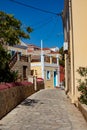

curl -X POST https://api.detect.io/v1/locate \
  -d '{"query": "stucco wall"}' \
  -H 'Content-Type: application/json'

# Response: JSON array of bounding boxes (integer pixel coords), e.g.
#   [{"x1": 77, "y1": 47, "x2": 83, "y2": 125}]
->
[
  {"x1": 64, "y1": 0, "x2": 87, "y2": 103},
  {"x1": 44, "y1": 66, "x2": 58, "y2": 89},
  {"x1": 72, "y1": 0, "x2": 87, "y2": 71},
  {"x1": 71, "y1": 0, "x2": 87, "y2": 101},
  {"x1": 31, "y1": 63, "x2": 42, "y2": 78}
]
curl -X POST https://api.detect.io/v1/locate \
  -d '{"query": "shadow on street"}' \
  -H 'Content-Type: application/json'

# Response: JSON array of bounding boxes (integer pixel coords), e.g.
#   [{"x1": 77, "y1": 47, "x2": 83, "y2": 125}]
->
[{"x1": 21, "y1": 99, "x2": 39, "y2": 107}]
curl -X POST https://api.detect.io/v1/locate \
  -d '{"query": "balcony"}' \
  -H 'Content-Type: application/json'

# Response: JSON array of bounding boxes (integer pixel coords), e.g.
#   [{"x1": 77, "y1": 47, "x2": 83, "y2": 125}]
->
[{"x1": 9, "y1": 52, "x2": 29, "y2": 68}]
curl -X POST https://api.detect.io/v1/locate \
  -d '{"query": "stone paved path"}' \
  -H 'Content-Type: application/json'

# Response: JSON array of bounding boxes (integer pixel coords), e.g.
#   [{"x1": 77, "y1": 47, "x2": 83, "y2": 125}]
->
[{"x1": 0, "y1": 89, "x2": 87, "y2": 130}]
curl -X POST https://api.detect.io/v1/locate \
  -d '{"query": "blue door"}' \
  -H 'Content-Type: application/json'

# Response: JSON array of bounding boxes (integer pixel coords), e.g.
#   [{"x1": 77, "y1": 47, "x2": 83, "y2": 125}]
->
[{"x1": 54, "y1": 71, "x2": 57, "y2": 87}]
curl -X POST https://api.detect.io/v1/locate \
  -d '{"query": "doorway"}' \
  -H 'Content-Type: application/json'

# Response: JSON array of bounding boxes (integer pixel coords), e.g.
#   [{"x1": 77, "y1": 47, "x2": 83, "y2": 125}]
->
[
  {"x1": 23, "y1": 66, "x2": 27, "y2": 80},
  {"x1": 54, "y1": 71, "x2": 57, "y2": 87}
]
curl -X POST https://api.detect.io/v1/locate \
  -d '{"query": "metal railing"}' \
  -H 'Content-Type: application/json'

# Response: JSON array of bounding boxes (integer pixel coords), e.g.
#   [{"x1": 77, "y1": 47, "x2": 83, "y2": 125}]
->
[
  {"x1": 9, "y1": 53, "x2": 29, "y2": 68},
  {"x1": 9, "y1": 52, "x2": 17, "y2": 68}
]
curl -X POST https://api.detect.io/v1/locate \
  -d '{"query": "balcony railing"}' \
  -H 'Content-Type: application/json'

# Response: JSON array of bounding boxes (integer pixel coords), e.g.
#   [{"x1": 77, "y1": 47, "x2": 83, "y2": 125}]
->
[
  {"x1": 52, "y1": 57, "x2": 57, "y2": 64},
  {"x1": 44, "y1": 55, "x2": 50, "y2": 63},
  {"x1": 20, "y1": 55, "x2": 28, "y2": 62},
  {"x1": 9, "y1": 52, "x2": 17, "y2": 68},
  {"x1": 9, "y1": 53, "x2": 29, "y2": 68}
]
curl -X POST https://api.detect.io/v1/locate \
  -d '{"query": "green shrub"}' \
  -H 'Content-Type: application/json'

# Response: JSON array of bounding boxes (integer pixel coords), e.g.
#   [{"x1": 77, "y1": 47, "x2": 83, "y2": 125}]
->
[{"x1": 77, "y1": 67, "x2": 87, "y2": 105}]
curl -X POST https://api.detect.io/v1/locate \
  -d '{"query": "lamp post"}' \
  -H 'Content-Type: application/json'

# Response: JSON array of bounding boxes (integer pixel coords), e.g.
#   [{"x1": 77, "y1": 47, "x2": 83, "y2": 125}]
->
[{"x1": 41, "y1": 40, "x2": 44, "y2": 79}]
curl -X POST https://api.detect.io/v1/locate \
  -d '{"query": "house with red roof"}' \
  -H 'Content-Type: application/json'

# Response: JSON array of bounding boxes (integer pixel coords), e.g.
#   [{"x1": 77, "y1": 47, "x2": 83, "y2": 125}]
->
[{"x1": 27, "y1": 44, "x2": 61, "y2": 89}]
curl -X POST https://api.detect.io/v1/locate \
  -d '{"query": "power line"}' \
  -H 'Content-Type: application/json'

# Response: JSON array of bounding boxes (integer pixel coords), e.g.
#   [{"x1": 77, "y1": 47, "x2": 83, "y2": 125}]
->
[
  {"x1": 21, "y1": 16, "x2": 55, "y2": 31},
  {"x1": 33, "y1": 17, "x2": 55, "y2": 30},
  {"x1": 10, "y1": 0, "x2": 62, "y2": 16},
  {"x1": 43, "y1": 17, "x2": 59, "y2": 41},
  {"x1": 29, "y1": 16, "x2": 54, "y2": 27}
]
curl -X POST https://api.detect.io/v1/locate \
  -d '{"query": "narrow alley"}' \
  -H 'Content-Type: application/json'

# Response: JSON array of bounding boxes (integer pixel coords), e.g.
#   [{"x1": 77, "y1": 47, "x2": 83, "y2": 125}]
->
[{"x1": 0, "y1": 89, "x2": 87, "y2": 130}]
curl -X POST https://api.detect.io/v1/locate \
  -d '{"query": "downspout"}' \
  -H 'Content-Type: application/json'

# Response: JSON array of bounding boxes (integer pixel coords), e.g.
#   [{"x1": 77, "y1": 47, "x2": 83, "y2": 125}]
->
[
  {"x1": 61, "y1": 11, "x2": 69, "y2": 94},
  {"x1": 70, "y1": 0, "x2": 75, "y2": 99}
]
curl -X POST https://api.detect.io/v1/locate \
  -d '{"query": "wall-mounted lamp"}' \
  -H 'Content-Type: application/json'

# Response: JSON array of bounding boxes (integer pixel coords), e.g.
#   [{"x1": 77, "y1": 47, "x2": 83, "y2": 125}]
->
[{"x1": 63, "y1": 42, "x2": 68, "y2": 54}]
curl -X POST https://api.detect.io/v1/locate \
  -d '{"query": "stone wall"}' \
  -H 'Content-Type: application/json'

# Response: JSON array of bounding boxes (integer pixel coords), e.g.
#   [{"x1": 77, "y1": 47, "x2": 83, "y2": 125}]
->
[
  {"x1": 78, "y1": 102, "x2": 87, "y2": 122},
  {"x1": 12, "y1": 60, "x2": 31, "y2": 81},
  {"x1": 0, "y1": 82, "x2": 44, "y2": 119},
  {"x1": 36, "y1": 81, "x2": 44, "y2": 91}
]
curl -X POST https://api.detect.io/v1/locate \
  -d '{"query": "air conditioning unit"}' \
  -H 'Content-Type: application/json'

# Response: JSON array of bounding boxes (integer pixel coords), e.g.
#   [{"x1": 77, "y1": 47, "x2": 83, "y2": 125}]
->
[{"x1": 63, "y1": 42, "x2": 68, "y2": 52}]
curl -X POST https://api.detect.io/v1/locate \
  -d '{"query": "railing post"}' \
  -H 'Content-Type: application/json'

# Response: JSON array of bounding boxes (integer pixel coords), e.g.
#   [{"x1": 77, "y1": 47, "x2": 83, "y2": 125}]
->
[
  {"x1": 17, "y1": 52, "x2": 20, "y2": 61},
  {"x1": 50, "y1": 56, "x2": 52, "y2": 64},
  {"x1": 33, "y1": 76, "x2": 37, "y2": 91},
  {"x1": 28, "y1": 55, "x2": 31, "y2": 63}
]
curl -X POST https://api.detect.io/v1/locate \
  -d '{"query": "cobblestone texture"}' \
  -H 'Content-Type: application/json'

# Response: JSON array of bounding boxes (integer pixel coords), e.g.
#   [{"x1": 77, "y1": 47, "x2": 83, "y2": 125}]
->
[{"x1": 0, "y1": 88, "x2": 87, "y2": 130}]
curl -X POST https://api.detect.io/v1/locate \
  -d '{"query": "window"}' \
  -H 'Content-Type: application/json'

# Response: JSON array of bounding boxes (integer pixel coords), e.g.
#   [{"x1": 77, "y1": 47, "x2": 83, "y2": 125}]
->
[
  {"x1": 46, "y1": 71, "x2": 50, "y2": 80},
  {"x1": 11, "y1": 50, "x2": 15, "y2": 56},
  {"x1": 23, "y1": 66, "x2": 27, "y2": 79},
  {"x1": 31, "y1": 70, "x2": 34, "y2": 76}
]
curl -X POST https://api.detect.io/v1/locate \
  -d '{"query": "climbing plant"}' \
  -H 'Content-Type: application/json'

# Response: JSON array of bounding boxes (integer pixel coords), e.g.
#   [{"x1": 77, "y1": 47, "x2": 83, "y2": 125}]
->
[
  {"x1": 77, "y1": 67, "x2": 87, "y2": 105},
  {"x1": 59, "y1": 47, "x2": 65, "y2": 67}
]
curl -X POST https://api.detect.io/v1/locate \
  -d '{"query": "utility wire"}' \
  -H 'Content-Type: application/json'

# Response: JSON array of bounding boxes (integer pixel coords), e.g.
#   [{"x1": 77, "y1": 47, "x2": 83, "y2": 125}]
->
[
  {"x1": 33, "y1": 17, "x2": 55, "y2": 30},
  {"x1": 21, "y1": 16, "x2": 55, "y2": 31},
  {"x1": 10, "y1": 0, "x2": 62, "y2": 16},
  {"x1": 43, "y1": 17, "x2": 60, "y2": 41},
  {"x1": 29, "y1": 16, "x2": 54, "y2": 27}
]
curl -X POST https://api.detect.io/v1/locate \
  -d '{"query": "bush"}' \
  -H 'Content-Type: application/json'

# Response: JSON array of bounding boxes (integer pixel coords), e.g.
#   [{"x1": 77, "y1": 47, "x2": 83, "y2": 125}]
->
[
  {"x1": 0, "y1": 44, "x2": 18, "y2": 83},
  {"x1": 0, "y1": 81, "x2": 33, "y2": 90},
  {"x1": 77, "y1": 67, "x2": 87, "y2": 105}
]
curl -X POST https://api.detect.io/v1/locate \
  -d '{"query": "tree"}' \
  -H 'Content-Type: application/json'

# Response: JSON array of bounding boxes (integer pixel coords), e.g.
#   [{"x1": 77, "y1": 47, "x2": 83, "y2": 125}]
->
[
  {"x1": 0, "y1": 11, "x2": 33, "y2": 45},
  {"x1": 0, "y1": 44, "x2": 11, "y2": 82},
  {"x1": 59, "y1": 47, "x2": 65, "y2": 67},
  {"x1": 0, "y1": 11, "x2": 33, "y2": 82}
]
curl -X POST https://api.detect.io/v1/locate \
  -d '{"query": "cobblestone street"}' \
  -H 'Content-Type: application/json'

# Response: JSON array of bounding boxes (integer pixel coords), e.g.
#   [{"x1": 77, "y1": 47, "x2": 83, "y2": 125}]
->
[{"x1": 0, "y1": 89, "x2": 87, "y2": 130}]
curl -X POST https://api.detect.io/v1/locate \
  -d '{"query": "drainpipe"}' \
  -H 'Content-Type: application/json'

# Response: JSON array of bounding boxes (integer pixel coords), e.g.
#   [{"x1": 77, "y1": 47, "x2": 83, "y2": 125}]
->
[
  {"x1": 64, "y1": 31, "x2": 69, "y2": 93},
  {"x1": 70, "y1": 0, "x2": 75, "y2": 102},
  {"x1": 61, "y1": 12, "x2": 69, "y2": 94}
]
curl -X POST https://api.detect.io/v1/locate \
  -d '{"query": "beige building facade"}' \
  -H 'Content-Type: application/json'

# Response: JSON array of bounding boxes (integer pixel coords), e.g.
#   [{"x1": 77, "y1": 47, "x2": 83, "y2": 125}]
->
[
  {"x1": 63, "y1": 0, "x2": 87, "y2": 104},
  {"x1": 31, "y1": 53, "x2": 60, "y2": 89}
]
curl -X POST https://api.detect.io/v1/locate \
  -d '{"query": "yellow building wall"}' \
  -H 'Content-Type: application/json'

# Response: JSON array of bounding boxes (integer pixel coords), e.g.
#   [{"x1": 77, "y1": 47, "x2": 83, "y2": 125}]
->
[
  {"x1": 44, "y1": 66, "x2": 57, "y2": 89},
  {"x1": 70, "y1": 0, "x2": 87, "y2": 102},
  {"x1": 31, "y1": 62, "x2": 58, "y2": 89},
  {"x1": 72, "y1": 0, "x2": 87, "y2": 65},
  {"x1": 31, "y1": 62, "x2": 42, "y2": 78}
]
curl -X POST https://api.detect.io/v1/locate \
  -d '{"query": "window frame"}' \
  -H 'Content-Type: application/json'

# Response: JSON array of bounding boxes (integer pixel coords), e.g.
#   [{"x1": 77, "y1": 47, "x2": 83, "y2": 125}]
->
[{"x1": 46, "y1": 70, "x2": 50, "y2": 80}]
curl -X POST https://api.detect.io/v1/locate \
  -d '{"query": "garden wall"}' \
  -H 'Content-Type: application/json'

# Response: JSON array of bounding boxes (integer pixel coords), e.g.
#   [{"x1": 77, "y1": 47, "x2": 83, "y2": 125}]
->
[
  {"x1": 0, "y1": 81, "x2": 44, "y2": 119},
  {"x1": 78, "y1": 102, "x2": 87, "y2": 122}
]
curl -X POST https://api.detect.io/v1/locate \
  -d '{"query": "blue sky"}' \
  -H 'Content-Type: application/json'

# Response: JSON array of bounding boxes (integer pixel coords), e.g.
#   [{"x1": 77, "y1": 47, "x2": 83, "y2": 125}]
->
[{"x1": 0, "y1": 0, "x2": 64, "y2": 48}]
